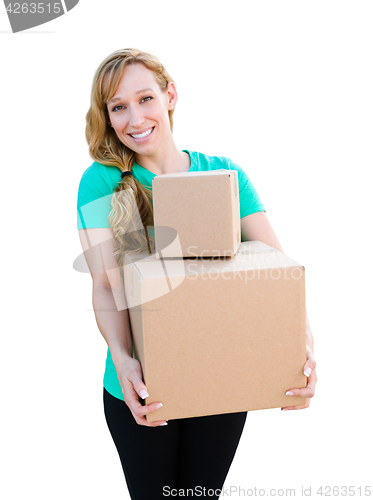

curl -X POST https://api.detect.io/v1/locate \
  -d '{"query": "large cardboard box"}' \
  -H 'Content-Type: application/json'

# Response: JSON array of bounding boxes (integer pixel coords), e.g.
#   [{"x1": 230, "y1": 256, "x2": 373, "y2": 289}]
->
[
  {"x1": 124, "y1": 240, "x2": 307, "y2": 422},
  {"x1": 152, "y1": 169, "x2": 241, "y2": 258}
]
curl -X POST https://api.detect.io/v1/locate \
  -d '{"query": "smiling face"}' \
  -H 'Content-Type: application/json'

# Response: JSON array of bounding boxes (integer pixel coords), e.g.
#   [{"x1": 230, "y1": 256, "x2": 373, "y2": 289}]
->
[{"x1": 105, "y1": 62, "x2": 177, "y2": 159}]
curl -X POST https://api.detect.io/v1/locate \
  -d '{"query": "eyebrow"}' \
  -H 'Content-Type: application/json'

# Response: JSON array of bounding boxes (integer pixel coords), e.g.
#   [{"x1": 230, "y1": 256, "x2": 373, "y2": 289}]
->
[{"x1": 107, "y1": 88, "x2": 155, "y2": 105}]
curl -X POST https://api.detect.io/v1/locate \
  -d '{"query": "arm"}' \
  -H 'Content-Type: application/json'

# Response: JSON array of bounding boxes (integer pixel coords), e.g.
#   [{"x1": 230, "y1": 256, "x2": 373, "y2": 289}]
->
[
  {"x1": 241, "y1": 212, "x2": 316, "y2": 409},
  {"x1": 79, "y1": 228, "x2": 133, "y2": 369},
  {"x1": 92, "y1": 286, "x2": 133, "y2": 369},
  {"x1": 78, "y1": 228, "x2": 167, "y2": 426},
  {"x1": 241, "y1": 211, "x2": 285, "y2": 252}
]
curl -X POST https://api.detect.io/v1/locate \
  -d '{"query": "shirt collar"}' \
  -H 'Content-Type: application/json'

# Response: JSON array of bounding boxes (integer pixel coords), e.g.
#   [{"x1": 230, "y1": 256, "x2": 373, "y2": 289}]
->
[{"x1": 131, "y1": 149, "x2": 195, "y2": 188}]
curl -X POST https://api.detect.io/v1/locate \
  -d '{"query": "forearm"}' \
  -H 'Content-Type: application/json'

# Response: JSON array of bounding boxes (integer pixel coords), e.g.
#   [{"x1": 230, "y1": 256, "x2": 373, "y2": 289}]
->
[{"x1": 92, "y1": 285, "x2": 133, "y2": 371}]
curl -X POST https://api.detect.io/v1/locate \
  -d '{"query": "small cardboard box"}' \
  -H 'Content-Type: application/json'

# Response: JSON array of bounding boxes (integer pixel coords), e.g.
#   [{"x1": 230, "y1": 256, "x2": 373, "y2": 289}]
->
[
  {"x1": 124, "y1": 240, "x2": 307, "y2": 422},
  {"x1": 152, "y1": 169, "x2": 241, "y2": 258}
]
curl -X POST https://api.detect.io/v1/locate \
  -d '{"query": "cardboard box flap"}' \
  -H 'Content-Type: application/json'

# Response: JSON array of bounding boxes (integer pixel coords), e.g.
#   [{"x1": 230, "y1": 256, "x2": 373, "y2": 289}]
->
[
  {"x1": 125, "y1": 241, "x2": 304, "y2": 279},
  {"x1": 152, "y1": 168, "x2": 234, "y2": 180}
]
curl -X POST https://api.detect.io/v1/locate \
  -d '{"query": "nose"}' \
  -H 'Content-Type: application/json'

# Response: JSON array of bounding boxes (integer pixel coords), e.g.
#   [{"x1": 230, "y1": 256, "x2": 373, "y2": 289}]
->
[{"x1": 128, "y1": 104, "x2": 145, "y2": 129}]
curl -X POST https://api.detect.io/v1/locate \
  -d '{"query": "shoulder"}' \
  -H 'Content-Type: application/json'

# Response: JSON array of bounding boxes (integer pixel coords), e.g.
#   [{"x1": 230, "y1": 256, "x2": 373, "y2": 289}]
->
[
  {"x1": 77, "y1": 162, "x2": 121, "y2": 230},
  {"x1": 77, "y1": 161, "x2": 122, "y2": 200},
  {"x1": 191, "y1": 150, "x2": 230, "y2": 169},
  {"x1": 191, "y1": 150, "x2": 249, "y2": 177},
  {"x1": 191, "y1": 150, "x2": 266, "y2": 217},
  {"x1": 79, "y1": 161, "x2": 120, "y2": 188}
]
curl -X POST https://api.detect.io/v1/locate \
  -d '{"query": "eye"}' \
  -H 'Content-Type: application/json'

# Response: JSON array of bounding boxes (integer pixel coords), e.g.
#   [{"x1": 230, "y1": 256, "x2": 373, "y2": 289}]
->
[
  {"x1": 111, "y1": 96, "x2": 153, "y2": 112},
  {"x1": 111, "y1": 105, "x2": 125, "y2": 112}
]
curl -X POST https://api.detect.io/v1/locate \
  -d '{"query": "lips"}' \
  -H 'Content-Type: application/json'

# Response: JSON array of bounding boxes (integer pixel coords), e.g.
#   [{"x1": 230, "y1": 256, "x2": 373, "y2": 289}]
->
[{"x1": 128, "y1": 126, "x2": 154, "y2": 138}]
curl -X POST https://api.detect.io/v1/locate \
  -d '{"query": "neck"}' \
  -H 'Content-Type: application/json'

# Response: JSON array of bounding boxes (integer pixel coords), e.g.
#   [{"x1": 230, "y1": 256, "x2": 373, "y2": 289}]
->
[{"x1": 134, "y1": 138, "x2": 190, "y2": 175}]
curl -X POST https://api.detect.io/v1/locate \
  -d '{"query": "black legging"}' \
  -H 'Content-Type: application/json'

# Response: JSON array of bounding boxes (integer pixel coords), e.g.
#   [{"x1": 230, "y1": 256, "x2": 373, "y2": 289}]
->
[{"x1": 103, "y1": 388, "x2": 247, "y2": 499}]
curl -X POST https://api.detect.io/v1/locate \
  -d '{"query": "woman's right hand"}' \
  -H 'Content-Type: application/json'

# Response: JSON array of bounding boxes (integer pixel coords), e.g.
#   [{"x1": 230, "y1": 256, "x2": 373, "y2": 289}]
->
[{"x1": 117, "y1": 356, "x2": 168, "y2": 427}]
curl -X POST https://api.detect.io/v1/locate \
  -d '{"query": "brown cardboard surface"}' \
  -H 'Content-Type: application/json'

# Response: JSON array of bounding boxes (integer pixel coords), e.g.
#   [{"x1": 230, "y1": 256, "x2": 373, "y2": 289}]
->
[
  {"x1": 124, "y1": 240, "x2": 307, "y2": 421},
  {"x1": 152, "y1": 169, "x2": 241, "y2": 258}
]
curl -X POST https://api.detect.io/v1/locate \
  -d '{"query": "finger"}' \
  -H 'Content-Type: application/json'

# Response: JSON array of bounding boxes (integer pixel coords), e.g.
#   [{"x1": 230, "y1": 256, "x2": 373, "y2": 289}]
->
[
  {"x1": 303, "y1": 348, "x2": 316, "y2": 376},
  {"x1": 284, "y1": 387, "x2": 314, "y2": 398},
  {"x1": 305, "y1": 367, "x2": 317, "y2": 397},
  {"x1": 303, "y1": 361, "x2": 316, "y2": 377},
  {"x1": 127, "y1": 395, "x2": 164, "y2": 416},
  {"x1": 138, "y1": 401, "x2": 166, "y2": 417},
  {"x1": 122, "y1": 371, "x2": 167, "y2": 427},
  {"x1": 127, "y1": 396, "x2": 168, "y2": 424},
  {"x1": 129, "y1": 371, "x2": 149, "y2": 400},
  {"x1": 303, "y1": 364, "x2": 317, "y2": 378},
  {"x1": 281, "y1": 403, "x2": 310, "y2": 411},
  {"x1": 132, "y1": 413, "x2": 168, "y2": 427},
  {"x1": 285, "y1": 368, "x2": 317, "y2": 398},
  {"x1": 135, "y1": 414, "x2": 169, "y2": 427},
  {"x1": 126, "y1": 392, "x2": 163, "y2": 422},
  {"x1": 281, "y1": 399, "x2": 311, "y2": 411}
]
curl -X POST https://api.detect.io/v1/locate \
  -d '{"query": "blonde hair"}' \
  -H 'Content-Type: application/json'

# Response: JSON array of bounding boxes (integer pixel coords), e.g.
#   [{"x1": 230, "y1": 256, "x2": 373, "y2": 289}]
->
[{"x1": 85, "y1": 48, "x2": 176, "y2": 276}]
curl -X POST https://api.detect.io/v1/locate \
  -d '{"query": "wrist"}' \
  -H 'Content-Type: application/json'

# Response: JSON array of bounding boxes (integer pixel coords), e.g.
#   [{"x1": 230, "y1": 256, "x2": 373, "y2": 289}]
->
[{"x1": 110, "y1": 345, "x2": 133, "y2": 371}]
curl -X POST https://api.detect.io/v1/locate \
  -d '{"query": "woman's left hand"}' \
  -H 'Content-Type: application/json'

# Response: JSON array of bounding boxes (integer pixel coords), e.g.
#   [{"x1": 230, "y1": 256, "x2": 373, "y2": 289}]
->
[{"x1": 281, "y1": 344, "x2": 317, "y2": 411}]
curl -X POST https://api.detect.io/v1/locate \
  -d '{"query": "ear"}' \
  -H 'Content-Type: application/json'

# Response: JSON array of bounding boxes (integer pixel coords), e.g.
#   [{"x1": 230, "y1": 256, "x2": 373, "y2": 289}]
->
[{"x1": 166, "y1": 81, "x2": 178, "y2": 109}]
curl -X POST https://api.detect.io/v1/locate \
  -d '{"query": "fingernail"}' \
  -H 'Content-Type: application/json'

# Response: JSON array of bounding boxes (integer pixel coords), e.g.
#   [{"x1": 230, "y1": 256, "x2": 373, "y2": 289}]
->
[
  {"x1": 286, "y1": 391, "x2": 294, "y2": 396},
  {"x1": 139, "y1": 390, "x2": 149, "y2": 399},
  {"x1": 155, "y1": 403, "x2": 163, "y2": 409},
  {"x1": 304, "y1": 367, "x2": 312, "y2": 377},
  {"x1": 159, "y1": 422, "x2": 168, "y2": 426}
]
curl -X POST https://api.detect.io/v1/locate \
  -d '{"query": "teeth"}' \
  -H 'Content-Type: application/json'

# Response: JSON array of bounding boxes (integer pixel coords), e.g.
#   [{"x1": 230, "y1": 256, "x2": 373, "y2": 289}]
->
[{"x1": 130, "y1": 127, "x2": 153, "y2": 139}]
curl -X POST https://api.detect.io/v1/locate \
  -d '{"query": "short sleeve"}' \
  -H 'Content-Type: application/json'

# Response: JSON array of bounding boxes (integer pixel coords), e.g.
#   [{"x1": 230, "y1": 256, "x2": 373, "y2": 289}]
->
[
  {"x1": 228, "y1": 159, "x2": 266, "y2": 218},
  {"x1": 77, "y1": 165, "x2": 114, "y2": 230}
]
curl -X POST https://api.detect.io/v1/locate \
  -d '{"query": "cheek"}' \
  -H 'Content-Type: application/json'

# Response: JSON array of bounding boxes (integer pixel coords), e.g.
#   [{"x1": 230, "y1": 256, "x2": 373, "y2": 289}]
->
[
  {"x1": 149, "y1": 102, "x2": 167, "y2": 117},
  {"x1": 111, "y1": 114, "x2": 129, "y2": 130}
]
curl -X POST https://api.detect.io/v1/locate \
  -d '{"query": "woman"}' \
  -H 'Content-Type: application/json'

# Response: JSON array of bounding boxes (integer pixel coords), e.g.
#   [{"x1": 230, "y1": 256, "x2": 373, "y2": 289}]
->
[{"x1": 77, "y1": 48, "x2": 317, "y2": 499}]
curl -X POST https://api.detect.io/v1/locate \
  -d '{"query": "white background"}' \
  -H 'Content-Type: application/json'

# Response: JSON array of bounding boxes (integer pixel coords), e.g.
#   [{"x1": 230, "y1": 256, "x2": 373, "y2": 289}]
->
[{"x1": 1, "y1": 1, "x2": 372, "y2": 499}]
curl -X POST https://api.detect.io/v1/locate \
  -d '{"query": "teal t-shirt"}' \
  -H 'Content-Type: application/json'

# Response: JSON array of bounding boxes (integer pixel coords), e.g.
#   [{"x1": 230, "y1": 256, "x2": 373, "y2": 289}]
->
[{"x1": 77, "y1": 149, "x2": 266, "y2": 401}]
